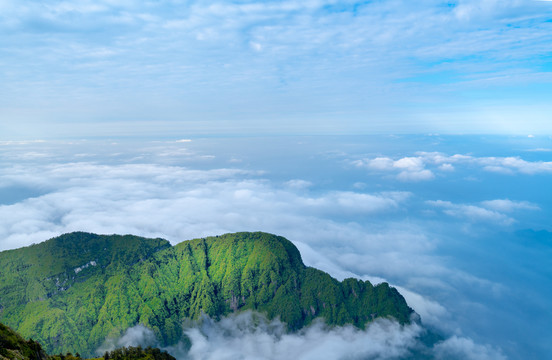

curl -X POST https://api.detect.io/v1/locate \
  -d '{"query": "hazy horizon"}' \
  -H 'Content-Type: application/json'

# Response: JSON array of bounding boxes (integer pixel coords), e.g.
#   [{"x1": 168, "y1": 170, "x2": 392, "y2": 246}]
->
[{"x1": 2, "y1": 0, "x2": 552, "y2": 138}]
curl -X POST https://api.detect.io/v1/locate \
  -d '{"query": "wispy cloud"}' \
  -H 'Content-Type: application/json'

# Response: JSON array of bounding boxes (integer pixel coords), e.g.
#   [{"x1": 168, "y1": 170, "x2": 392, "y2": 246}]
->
[
  {"x1": 354, "y1": 151, "x2": 552, "y2": 181},
  {"x1": 427, "y1": 200, "x2": 510, "y2": 225},
  {"x1": 2, "y1": 0, "x2": 552, "y2": 136},
  {"x1": 480, "y1": 199, "x2": 540, "y2": 212},
  {"x1": 426, "y1": 197, "x2": 540, "y2": 226},
  {"x1": 353, "y1": 156, "x2": 435, "y2": 182},
  {"x1": 433, "y1": 335, "x2": 506, "y2": 360}
]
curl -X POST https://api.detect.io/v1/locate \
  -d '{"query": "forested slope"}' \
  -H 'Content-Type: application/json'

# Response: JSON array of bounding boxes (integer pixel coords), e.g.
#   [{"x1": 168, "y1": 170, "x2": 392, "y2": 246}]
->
[
  {"x1": 0, "y1": 321, "x2": 48, "y2": 360},
  {"x1": 0, "y1": 232, "x2": 413, "y2": 356}
]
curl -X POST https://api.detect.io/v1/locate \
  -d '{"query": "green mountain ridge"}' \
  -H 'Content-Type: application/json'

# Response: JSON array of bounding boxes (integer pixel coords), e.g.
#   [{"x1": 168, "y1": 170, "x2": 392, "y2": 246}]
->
[{"x1": 0, "y1": 232, "x2": 414, "y2": 357}]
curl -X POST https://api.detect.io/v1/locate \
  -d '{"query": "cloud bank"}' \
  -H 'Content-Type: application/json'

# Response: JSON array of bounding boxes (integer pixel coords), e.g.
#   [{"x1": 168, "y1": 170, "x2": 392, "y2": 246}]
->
[
  {"x1": 0, "y1": 161, "x2": 411, "y2": 250},
  {"x1": 98, "y1": 312, "x2": 506, "y2": 360}
]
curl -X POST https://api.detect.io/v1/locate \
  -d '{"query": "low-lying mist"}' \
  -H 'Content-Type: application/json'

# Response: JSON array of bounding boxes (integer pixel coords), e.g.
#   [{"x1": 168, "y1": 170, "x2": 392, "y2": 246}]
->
[{"x1": 98, "y1": 311, "x2": 504, "y2": 360}]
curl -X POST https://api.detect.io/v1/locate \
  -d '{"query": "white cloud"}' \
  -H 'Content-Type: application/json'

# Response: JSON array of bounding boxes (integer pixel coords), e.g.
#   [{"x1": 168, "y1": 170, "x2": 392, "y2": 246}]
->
[
  {"x1": 284, "y1": 179, "x2": 313, "y2": 189},
  {"x1": 394, "y1": 286, "x2": 449, "y2": 330},
  {"x1": 98, "y1": 312, "x2": 425, "y2": 360},
  {"x1": 433, "y1": 335, "x2": 506, "y2": 360},
  {"x1": 480, "y1": 199, "x2": 540, "y2": 212},
  {"x1": 354, "y1": 156, "x2": 435, "y2": 182},
  {"x1": 97, "y1": 311, "x2": 505, "y2": 360},
  {"x1": 0, "y1": 163, "x2": 411, "y2": 251},
  {"x1": 249, "y1": 41, "x2": 262, "y2": 51},
  {"x1": 438, "y1": 163, "x2": 454, "y2": 172},
  {"x1": 304, "y1": 191, "x2": 411, "y2": 215},
  {"x1": 482, "y1": 165, "x2": 514, "y2": 174},
  {"x1": 357, "y1": 152, "x2": 552, "y2": 181},
  {"x1": 426, "y1": 200, "x2": 515, "y2": 225},
  {"x1": 489, "y1": 157, "x2": 552, "y2": 174},
  {"x1": 97, "y1": 325, "x2": 157, "y2": 355},
  {"x1": 179, "y1": 312, "x2": 423, "y2": 360},
  {"x1": 397, "y1": 169, "x2": 434, "y2": 181},
  {"x1": 394, "y1": 157, "x2": 425, "y2": 171},
  {"x1": 442, "y1": 153, "x2": 552, "y2": 174},
  {"x1": 365, "y1": 157, "x2": 394, "y2": 171}
]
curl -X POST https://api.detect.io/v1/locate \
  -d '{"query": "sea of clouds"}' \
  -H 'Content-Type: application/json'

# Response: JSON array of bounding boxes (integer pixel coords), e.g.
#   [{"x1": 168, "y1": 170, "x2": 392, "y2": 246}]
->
[{"x1": 1, "y1": 136, "x2": 550, "y2": 359}]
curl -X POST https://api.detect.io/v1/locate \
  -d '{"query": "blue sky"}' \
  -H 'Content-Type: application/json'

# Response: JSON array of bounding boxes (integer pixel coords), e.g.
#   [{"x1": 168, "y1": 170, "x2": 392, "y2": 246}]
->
[{"x1": 2, "y1": 0, "x2": 552, "y2": 138}]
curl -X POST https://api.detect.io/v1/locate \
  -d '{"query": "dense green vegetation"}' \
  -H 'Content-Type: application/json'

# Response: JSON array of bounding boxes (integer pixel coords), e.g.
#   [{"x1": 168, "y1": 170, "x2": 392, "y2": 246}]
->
[
  {"x1": 1, "y1": 321, "x2": 173, "y2": 360},
  {"x1": 0, "y1": 232, "x2": 413, "y2": 357},
  {"x1": 0, "y1": 322, "x2": 48, "y2": 360},
  {"x1": 99, "y1": 346, "x2": 174, "y2": 360}
]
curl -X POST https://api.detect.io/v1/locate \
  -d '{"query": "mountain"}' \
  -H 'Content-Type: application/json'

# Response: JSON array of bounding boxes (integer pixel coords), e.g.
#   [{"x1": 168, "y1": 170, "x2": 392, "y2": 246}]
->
[{"x1": 0, "y1": 232, "x2": 413, "y2": 357}]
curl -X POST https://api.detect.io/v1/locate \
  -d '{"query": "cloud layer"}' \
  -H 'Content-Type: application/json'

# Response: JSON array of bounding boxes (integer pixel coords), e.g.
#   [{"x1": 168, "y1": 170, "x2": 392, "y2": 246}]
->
[
  {"x1": 0, "y1": 161, "x2": 412, "y2": 250},
  {"x1": 1, "y1": 137, "x2": 549, "y2": 359},
  {"x1": 99, "y1": 312, "x2": 506, "y2": 360}
]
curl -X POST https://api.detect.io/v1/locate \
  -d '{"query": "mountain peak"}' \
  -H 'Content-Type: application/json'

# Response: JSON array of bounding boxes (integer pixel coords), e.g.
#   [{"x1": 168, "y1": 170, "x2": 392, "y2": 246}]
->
[{"x1": 0, "y1": 232, "x2": 413, "y2": 357}]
